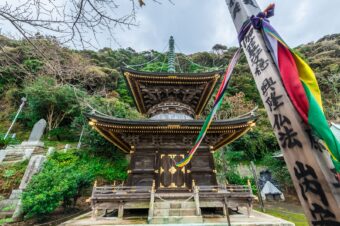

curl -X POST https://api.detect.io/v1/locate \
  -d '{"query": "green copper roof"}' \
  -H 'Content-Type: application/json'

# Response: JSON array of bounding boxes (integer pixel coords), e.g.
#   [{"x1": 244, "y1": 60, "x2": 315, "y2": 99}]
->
[{"x1": 168, "y1": 36, "x2": 175, "y2": 73}]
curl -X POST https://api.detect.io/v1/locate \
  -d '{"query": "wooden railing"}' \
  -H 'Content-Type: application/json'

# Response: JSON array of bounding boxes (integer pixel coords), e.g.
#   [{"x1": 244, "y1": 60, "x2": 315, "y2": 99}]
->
[
  {"x1": 197, "y1": 184, "x2": 252, "y2": 193},
  {"x1": 91, "y1": 181, "x2": 152, "y2": 199}
]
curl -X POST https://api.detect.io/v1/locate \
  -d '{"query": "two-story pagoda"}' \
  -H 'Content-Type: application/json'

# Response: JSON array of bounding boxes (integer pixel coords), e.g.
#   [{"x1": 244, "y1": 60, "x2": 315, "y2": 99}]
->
[{"x1": 86, "y1": 37, "x2": 257, "y2": 222}]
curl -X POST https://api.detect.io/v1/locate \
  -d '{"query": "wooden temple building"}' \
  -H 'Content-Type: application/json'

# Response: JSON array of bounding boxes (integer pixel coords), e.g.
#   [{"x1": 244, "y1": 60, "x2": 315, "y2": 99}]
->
[{"x1": 86, "y1": 37, "x2": 257, "y2": 224}]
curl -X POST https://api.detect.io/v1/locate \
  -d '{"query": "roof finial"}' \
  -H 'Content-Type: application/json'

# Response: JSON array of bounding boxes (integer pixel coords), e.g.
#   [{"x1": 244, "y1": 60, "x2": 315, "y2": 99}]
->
[{"x1": 168, "y1": 36, "x2": 175, "y2": 73}]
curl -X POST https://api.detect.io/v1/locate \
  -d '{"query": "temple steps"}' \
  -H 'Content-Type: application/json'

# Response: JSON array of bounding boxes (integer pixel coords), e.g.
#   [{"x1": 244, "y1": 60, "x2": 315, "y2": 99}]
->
[
  {"x1": 154, "y1": 201, "x2": 196, "y2": 209},
  {"x1": 150, "y1": 215, "x2": 204, "y2": 224},
  {"x1": 154, "y1": 208, "x2": 196, "y2": 216},
  {"x1": 149, "y1": 199, "x2": 203, "y2": 224}
]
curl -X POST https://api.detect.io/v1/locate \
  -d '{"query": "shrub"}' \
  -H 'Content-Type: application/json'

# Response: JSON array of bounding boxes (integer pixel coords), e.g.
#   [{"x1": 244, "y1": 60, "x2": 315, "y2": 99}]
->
[
  {"x1": 22, "y1": 77, "x2": 85, "y2": 131},
  {"x1": 22, "y1": 149, "x2": 127, "y2": 219},
  {"x1": 0, "y1": 160, "x2": 28, "y2": 196},
  {"x1": 261, "y1": 154, "x2": 293, "y2": 191}
]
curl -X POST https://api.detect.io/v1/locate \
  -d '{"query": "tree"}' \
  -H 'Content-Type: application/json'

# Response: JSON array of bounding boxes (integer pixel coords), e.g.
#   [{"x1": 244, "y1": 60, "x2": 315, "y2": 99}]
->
[
  {"x1": 212, "y1": 44, "x2": 227, "y2": 55},
  {"x1": 23, "y1": 76, "x2": 84, "y2": 132},
  {"x1": 0, "y1": 0, "x2": 172, "y2": 49}
]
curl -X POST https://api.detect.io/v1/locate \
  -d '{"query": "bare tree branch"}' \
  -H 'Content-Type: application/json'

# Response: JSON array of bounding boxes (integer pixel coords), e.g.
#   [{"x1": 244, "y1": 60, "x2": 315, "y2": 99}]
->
[{"x1": 0, "y1": 0, "x2": 173, "y2": 49}]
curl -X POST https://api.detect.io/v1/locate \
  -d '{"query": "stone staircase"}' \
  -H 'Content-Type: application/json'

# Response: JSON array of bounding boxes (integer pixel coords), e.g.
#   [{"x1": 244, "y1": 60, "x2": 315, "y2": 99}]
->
[
  {"x1": 0, "y1": 145, "x2": 29, "y2": 163},
  {"x1": 0, "y1": 190, "x2": 21, "y2": 219},
  {"x1": 0, "y1": 145, "x2": 45, "y2": 164},
  {"x1": 149, "y1": 199, "x2": 203, "y2": 224},
  {"x1": 0, "y1": 155, "x2": 46, "y2": 220}
]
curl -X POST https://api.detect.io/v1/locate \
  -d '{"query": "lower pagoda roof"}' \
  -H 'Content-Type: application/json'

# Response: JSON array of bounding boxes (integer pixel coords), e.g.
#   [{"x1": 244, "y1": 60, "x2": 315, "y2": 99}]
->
[{"x1": 86, "y1": 111, "x2": 257, "y2": 154}]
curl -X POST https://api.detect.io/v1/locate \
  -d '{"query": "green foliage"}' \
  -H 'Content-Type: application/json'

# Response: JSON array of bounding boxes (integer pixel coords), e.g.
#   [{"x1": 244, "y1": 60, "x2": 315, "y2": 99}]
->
[
  {"x1": 116, "y1": 75, "x2": 134, "y2": 106},
  {"x1": 228, "y1": 128, "x2": 279, "y2": 161},
  {"x1": 3, "y1": 170, "x2": 16, "y2": 178},
  {"x1": 225, "y1": 151, "x2": 245, "y2": 163},
  {"x1": 142, "y1": 61, "x2": 168, "y2": 72},
  {"x1": 225, "y1": 164, "x2": 257, "y2": 194},
  {"x1": 23, "y1": 59, "x2": 43, "y2": 73},
  {"x1": 261, "y1": 154, "x2": 292, "y2": 189},
  {"x1": 0, "y1": 134, "x2": 20, "y2": 149},
  {"x1": 22, "y1": 149, "x2": 128, "y2": 219},
  {"x1": 257, "y1": 207, "x2": 308, "y2": 226},
  {"x1": 0, "y1": 160, "x2": 28, "y2": 196},
  {"x1": 0, "y1": 218, "x2": 13, "y2": 224},
  {"x1": 22, "y1": 76, "x2": 85, "y2": 130}
]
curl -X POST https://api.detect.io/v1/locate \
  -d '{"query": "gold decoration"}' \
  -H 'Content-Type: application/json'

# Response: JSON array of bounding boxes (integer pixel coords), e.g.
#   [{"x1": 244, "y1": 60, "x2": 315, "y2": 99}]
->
[
  {"x1": 169, "y1": 182, "x2": 177, "y2": 188},
  {"x1": 169, "y1": 166, "x2": 177, "y2": 175},
  {"x1": 168, "y1": 125, "x2": 181, "y2": 129}
]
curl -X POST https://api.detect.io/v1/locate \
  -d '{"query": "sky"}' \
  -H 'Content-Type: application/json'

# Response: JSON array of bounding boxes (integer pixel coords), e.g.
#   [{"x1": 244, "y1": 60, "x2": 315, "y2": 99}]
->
[
  {"x1": 1, "y1": 0, "x2": 340, "y2": 53},
  {"x1": 102, "y1": 0, "x2": 340, "y2": 54}
]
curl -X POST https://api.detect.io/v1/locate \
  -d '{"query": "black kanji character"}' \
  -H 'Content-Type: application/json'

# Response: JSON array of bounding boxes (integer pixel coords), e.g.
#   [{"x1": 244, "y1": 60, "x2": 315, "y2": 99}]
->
[
  {"x1": 257, "y1": 58, "x2": 269, "y2": 74},
  {"x1": 242, "y1": 27, "x2": 253, "y2": 45},
  {"x1": 265, "y1": 91, "x2": 283, "y2": 111},
  {"x1": 279, "y1": 126, "x2": 302, "y2": 148},
  {"x1": 310, "y1": 203, "x2": 340, "y2": 226},
  {"x1": 306, "y1": 128, "x2": 324, "y2": 153},
  {"x1": 273, "y1": 114, "x2": 291, "y2": 130},
  {"x1": 243, "y1": 0, "x2": 257, "y2": 8},
  {"x1": 294, "y1": 161, "x2": 328, "y2": 206},
  {"x1": 232, "y1": 2, "x2": 241, "y2": 19},
  {"x1": 261, "y1": 77, "x2": 277, "y2": 95},
  {"x1": 229, "y1": 0, "x2": 235, "y2": 8}
]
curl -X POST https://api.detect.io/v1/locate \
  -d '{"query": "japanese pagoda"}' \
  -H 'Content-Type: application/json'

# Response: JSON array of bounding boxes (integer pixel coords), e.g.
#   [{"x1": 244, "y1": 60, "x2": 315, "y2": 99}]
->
[{"x1": 86, "y1": 37, "x2": 257, "y2": 223}]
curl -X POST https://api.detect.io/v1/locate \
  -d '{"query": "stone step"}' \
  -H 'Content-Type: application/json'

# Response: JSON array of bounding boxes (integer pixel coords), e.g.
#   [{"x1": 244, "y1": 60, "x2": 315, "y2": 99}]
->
[
  {"x1": 0, "y1": 199, "x2": 18, "y2": 217},
  {"x1": 154, "y1": 201, "x2": 196, "y2": 209},
  {"x1": 149, "y1": 215, "x2": 203, "y2": 224},
  {"x1": 0, "y1": 210, "x2": 14, "y2": 219},
  {"x1": 154, "y1": 208, "x2": 197, "y2": 217},
  {"x1": 2, "y1": 156, "x2": 23, "y2": 162}
]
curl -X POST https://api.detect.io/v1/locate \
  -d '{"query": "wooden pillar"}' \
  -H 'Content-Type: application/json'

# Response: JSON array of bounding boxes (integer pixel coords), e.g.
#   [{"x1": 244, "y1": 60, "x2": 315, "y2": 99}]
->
[
  {"x1": 118, "y1": 203, "x2": 124, "y2": 219},
  {"x1": 148, "y1": 180, "x2": 155, "y2": 222},
  {"x1": 193, "y1": 184, "x2": 201, "y2": 216},
  {"x1": 250, "y1": 161, "x2": 264, "y2": 212},
  {"x1": 224, "y1": 195, "x2": 231, "y2": 226},
  {"x1": 225, "y1": 0, "x2": 340, "y2": 224}
]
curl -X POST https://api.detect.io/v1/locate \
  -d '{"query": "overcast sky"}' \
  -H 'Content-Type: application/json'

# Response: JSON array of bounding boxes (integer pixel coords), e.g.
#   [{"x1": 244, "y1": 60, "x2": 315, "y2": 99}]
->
[
  {"x1": 1, "y1": 0, "x2": 339, "y2": 53},
  {"x1": 102, "y1": 0, "x2": 340, "y2": 54}
]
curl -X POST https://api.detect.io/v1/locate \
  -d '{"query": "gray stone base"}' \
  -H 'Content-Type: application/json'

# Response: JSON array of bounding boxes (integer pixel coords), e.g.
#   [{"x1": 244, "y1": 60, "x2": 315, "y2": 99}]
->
[
  {"x1": 59, "y1": 208, "x2": 294, "y2": 226},
  {"x1": 21, "y1": 141, "x2": 44, "y2": 148}
]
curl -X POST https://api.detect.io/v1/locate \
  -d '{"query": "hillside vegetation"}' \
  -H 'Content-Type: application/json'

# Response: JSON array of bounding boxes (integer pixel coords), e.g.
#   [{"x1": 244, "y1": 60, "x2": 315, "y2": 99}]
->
[{"x1": 0, "y1": 33, "x2": 339, "y2": 220}]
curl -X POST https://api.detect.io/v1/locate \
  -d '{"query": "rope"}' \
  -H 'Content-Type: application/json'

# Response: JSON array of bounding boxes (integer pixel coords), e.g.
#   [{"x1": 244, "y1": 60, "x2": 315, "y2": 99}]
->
[
  {"x1": 123, "y1": 43, "x2": 168, "y2": 69},
  {"x1": 174, "y1": 43, "x2": 225, "y2": 71}
]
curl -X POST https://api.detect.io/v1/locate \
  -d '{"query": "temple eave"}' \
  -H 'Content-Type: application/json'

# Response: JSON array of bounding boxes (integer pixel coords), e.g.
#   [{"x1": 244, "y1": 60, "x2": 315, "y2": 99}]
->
[{"x1": 86, "y1": 112, "x2": 256, "y2": 153}]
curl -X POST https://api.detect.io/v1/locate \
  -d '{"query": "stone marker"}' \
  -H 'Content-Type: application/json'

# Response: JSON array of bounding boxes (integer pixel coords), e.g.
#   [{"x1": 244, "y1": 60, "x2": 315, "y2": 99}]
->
[
  {"x1": 63, "y1": 144, "x2": 71, "y2": 152},
  {"x1": 21, "y1": 119, "x2": 46, "y2": 147},
  {"x1": 19, "y1": 155, "x2": 46, "y2": 190},
  {"x1": 12, "y1": 155, "x2": 46, "y2": 221},
  {"x1": 47, "y1": 147, "x2": 55, "y2": 156}
]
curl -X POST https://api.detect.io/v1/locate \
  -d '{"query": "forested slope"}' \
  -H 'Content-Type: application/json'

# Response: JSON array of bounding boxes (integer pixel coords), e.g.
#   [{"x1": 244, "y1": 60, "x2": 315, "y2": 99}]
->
[{"x1": 0, "y1": 33, "x2": 339, "y2": 220}]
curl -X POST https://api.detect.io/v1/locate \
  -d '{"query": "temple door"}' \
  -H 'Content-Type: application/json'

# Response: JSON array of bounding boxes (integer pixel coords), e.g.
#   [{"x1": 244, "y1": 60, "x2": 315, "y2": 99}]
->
[{"x1": 158, "y1": 154, "x2": 187, "y2": 189}]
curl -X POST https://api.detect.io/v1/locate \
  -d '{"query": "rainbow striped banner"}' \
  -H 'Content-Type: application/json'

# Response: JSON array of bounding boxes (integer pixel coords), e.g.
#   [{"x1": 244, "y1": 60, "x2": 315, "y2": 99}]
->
[
  {"x1": 258, "y1": 8, "x2": 340, "y2": 177},
  {"x1": 176, "y1": 49, "x2": 241, "y2": 168}
]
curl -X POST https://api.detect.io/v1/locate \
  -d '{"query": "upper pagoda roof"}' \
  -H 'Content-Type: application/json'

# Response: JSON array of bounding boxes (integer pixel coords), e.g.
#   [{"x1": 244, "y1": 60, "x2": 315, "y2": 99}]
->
[{"x1": 121, "y1": 67, "x2": 223, "y2": 116}]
